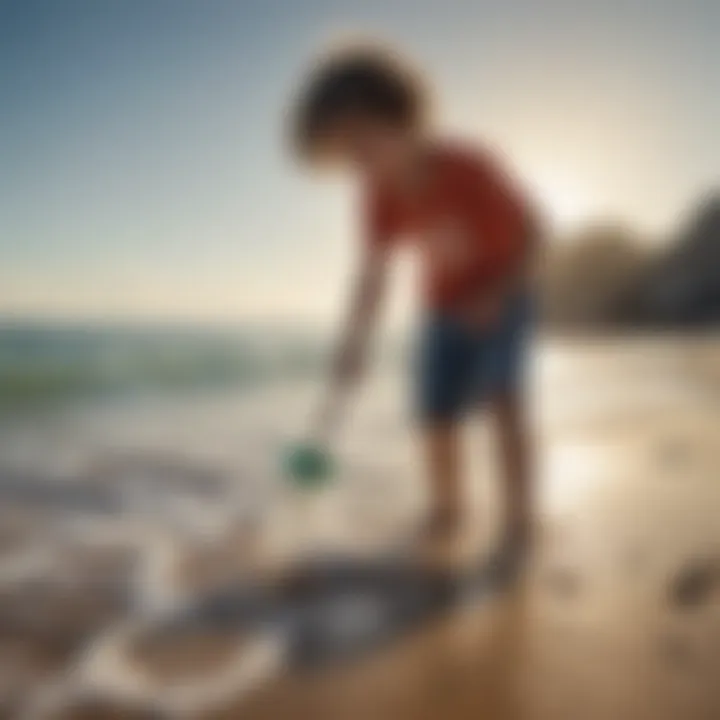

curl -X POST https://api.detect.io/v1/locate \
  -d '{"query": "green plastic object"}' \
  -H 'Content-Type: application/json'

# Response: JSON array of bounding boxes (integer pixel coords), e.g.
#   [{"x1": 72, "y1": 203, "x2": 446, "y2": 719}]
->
[{"x1": 282, "y1": 442, "x2": 335, "y2": 490}]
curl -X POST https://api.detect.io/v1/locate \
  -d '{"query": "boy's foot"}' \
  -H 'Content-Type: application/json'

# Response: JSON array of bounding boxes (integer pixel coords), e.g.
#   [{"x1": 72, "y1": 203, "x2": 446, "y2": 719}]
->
[
  {"x1": 417, "y1": 508, "x2": 462, "y2": 542},
  {"x1": 404, "y1": 508, "x2": 467, "y2": 570},
  {"x1": 487, "y1": 524, "x2": 532, "y2": 591}
]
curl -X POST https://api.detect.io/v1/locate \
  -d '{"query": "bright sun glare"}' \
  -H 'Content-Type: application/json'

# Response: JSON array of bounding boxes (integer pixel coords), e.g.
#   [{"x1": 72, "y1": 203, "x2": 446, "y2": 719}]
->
[{"x1": 534, "y1": 173, "x2": 593, "y2": 231}]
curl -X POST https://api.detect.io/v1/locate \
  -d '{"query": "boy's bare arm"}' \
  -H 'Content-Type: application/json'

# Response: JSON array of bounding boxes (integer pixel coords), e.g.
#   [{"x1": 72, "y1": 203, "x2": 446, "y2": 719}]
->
[{"x1": 332, "y1": 245, "x2": 389, "y2": 387}]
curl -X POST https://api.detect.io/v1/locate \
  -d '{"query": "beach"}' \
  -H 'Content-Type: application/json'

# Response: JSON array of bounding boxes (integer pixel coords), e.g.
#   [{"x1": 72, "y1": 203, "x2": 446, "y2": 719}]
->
[{"x1": 0, "y1": 332, "x2": 718, "y2": 718}]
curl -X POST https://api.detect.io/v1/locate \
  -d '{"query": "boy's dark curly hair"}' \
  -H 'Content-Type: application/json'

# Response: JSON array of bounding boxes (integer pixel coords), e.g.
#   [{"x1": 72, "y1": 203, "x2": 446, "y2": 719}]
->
[{"x1": 290, "y1": 46, "x2": 428, "y2": 161}]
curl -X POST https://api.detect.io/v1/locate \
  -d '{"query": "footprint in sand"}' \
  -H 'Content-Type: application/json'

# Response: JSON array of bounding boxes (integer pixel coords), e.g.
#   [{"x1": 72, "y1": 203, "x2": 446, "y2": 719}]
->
[{"x1": 668, "y1": 557, "x2": 720, "y2": 610}]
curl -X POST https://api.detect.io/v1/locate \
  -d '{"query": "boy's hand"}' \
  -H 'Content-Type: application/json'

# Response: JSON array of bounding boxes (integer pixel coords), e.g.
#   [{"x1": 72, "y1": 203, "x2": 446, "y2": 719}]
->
[{"x1": 333, "y1": 339, "x2": 365, "y2": 386}]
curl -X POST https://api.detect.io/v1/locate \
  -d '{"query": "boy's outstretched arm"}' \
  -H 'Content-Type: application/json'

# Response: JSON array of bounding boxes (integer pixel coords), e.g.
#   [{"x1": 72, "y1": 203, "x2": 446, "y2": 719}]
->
[
  {"x1": 332, "y1": 245, "x2": 389, "y2": 389},
  {"x1": 312, "y1": 246, "x2": 388, "y2": 441}
]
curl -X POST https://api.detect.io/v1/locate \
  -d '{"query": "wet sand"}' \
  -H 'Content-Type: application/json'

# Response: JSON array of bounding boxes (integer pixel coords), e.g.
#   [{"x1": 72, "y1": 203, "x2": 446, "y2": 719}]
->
[{"x1": 0, "y1": 336, "x2": 718, "y2": 719}]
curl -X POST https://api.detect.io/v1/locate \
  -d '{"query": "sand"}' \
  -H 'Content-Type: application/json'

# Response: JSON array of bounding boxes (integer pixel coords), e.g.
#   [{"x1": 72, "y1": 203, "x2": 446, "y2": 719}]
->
[{"x1": 0, "y1": 337, "x2": 718, "y2": 719}]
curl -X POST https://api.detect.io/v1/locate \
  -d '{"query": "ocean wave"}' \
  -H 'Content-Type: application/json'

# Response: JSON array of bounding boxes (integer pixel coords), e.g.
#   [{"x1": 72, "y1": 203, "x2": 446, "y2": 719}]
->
[{"x1": 0, "y1": 324, "x2": 333, "y2": 406}]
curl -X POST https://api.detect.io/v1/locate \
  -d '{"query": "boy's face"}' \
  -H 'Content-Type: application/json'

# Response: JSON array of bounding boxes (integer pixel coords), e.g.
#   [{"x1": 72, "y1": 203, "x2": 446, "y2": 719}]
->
[{"x1": 328, "y1": 118, "x2": 417, "y2": 183}]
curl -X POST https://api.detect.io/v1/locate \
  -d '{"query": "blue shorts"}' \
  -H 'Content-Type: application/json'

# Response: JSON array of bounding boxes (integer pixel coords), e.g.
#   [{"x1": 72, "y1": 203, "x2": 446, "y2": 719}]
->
[{"x1": 416, "y1": 292, "x2": 533, "y2": 422}]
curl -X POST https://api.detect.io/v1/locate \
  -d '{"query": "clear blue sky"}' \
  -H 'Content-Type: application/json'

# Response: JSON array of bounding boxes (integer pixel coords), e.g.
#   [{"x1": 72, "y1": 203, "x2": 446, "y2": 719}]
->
[{"x1": 1, "y1": 0, "x2": 718, "y2": 321}]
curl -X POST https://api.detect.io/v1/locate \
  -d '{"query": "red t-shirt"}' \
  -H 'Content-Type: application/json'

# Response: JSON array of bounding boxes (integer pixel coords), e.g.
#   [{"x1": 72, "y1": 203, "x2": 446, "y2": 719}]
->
[{"x1": 364, "y1": 141, "x2": 534, "y2": 311}]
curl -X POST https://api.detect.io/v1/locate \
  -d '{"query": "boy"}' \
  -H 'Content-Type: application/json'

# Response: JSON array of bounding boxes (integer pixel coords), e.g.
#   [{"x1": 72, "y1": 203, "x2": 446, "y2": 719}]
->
[{"x1": 291, "y1": 46, "x2": 539, "y2": 567}]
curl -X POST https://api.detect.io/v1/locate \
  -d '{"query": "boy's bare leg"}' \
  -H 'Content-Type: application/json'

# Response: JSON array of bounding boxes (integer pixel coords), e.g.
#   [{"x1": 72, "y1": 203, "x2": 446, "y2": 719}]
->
[
  {"x1": 421, "y1": 421, "x2": 463, "y2": 537},
  {"x1": 490, "y1": 391, "x2": 533, "y2": 547}
]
